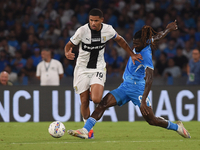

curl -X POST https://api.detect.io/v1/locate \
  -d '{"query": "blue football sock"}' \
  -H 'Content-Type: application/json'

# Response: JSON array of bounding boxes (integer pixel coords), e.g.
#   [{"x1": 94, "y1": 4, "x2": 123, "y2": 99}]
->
[
  {"x1": 166, "y1": 121, "x2": 178, "y2": 131},
  {"x1": 83, "y1": 117, "x2": 96, "y2": 132}
]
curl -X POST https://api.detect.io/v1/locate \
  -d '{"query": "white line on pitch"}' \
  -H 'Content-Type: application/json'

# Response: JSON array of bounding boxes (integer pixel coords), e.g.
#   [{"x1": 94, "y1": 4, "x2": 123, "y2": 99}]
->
[{"x1": 10, "y1": 140, "x2": 200, "y2": 145}]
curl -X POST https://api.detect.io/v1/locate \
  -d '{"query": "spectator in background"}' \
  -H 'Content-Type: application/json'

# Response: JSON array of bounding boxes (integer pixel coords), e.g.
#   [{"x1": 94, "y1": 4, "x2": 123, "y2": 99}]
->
[
  {"x1": 195, "y1": 21, "x2": 200, "y2": 42},
  {"x1": 36, "y1": 25, "x2": 46, "y2": 39},
  {"x1": 36, "y1": 49, "x2": 64, "y2": 86},
  {"x1": 173, "y1": 46, "x2": 188, "y2": 71},
  {"x1": 153, "y1": 38, "x2": 167, "y2": 60},
  {"x1": 70, "y1": 15, "x2": 81, "y2": 30},
  {"x1": 106, "y1": 64, "x2": 120, "y2": 78},
  {"x1": 124, "y1": 32, "x2": 134, "y2": 49},
  {"x1": 59, "y1": 28, "x2": 70, "y2": 44},
  {"x1": 76, "y1": 5, "x2": 89, "y2": 25},
  {"x1": 4, "y1": 65, "x2": 17, "y2": 83},
  {"x1": 38, "y1": 39, "x2": 46, "y2": 50},
  {"x1": 0, "y1": 19, "x2": 9, "y2": 36},
  {"x1": 27, "y1": 34, "x2": 39, "y2": 52},
  {"x1": 49, "y1": 47, "x2": 61, "y2": 61},
  {"x1": 7, "y1": 30, "x2": 20, "y2": 50},
  {"x1": 0, "y1": 71, "x2": 13, "y2": 86},
  {"x1": 43, "y1": 2, "x2": 58, "y2": 21},
  {"x1": 43, "y1": 24, "x2": 60, "y2": 44},
  {"x1": 104, "y1": 8, "x2": 118, "y2": 28},
  {"x1": 55, "y1": 38, "x2": 65, "y2": 56},
  {"x1": 31, "y1": 48, "x2": 42, "y2": 67},
  {"x1": 187, "y1": 49, "x2": 200, "y2": 85},
  {"x1": 154, "y1": 52, "x2": 168, "y2": 77},
  {"x1": 133, "y1": 10, "x2": 145, "y2": 35},
  {"x1": 107, "y1": 48, "x2": 124, "y2": 74},
  {"x1": 14, "y1": 22, "x2": 27, "y2": 44},
  {"x1": 5, "y1": 11, "x2": 15, "y2": 30},
  {"x1": 20, "y1": 42, "x2": 32, "y2": 59},
  {"x1": 183, "y1": 40, "x2": 193, "y2": 60},
  {"x1": 163, "y1": 38, "x2": 177, "y2": 59},
  {"x1": 163, "y1": 58, "x2": 181, "y2": 78},
  {"x1": 22, "y1": 14, "x2": 34, "y2": 29},
  {"x1": 34, "y1": 14, "x2": 49, "y2": 33},
  {"x1": 169, "y1": 29, "x2": 185, "y2": 48},
  {"x1": 62, "y1": 57, "x2": 73, "y2": 77},
  {"x1": 152, "y1": 1, "x2": 166, "y2": 20},
  {"x1": 10, "y1": 50, "x2": 26, "y2": 74},
  {"x1": 19, "y1": 57, "x2": 36, "y2": 85},
  {"x1": 129, "y1": 0, "x2": 140, "y2": 13},
  {"x1": 183, "y1": 11, "x2": 196, "y2": 28},
  {"x1": 0, "y1": 50, "x2": 9, "y2": 72},
  {"x1": 145, "y1": 0, "x2": 155, "y2": 12},
  {"x1": 58, "y1": 2, "x2": 75, "y2": 30},
  {"x1": 147, "y1": 11, "x2": 162, "y2": 30}
]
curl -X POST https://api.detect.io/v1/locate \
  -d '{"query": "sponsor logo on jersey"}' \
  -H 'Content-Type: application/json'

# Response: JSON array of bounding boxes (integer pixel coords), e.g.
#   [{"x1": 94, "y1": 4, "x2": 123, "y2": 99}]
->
[
  {"x1": 82, "y1": 42, "x2": 105, "y2": 51},
  {"x1": 91, "y1": 38, "x2": 101, "y2": 42},
  {"x1": 74, "y1": 86, "x2": 78, "y2": 92},
  {"x1": 83, "y1": 44, "x2": 105, "y2": 50},
  {"x1": 102, "y1": 36, "x2": 106, "y2": 42}
]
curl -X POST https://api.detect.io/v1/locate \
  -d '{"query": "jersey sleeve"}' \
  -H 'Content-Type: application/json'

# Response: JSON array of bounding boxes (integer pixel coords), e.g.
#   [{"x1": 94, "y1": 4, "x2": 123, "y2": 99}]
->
[
  {"x1": 70, "y1": 26, "x2": 83, "y2": 45},
  {"x1": 107, "y1": 25, "x2": 117, "y2": 40},
  {"x1": 142, "y1": 49, "x2": 154, "y2": 70}
]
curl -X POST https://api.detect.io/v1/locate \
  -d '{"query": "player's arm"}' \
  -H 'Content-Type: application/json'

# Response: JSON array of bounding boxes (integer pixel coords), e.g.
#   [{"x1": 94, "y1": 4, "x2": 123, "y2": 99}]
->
[
  {"x1": 59, "y1": 74, "x2": 64, "y2": 79},
  {"x1": 186, "y1": 63, "x2": 190, "y2": 75},
  {"x1": 140, "y1": 67, "x2": 153, "y2": 116},
  {"x1": 36, "y1": 64, "x2": 40, "y2": 80},
  {"x1": 114, "y1": 34, "x2": 142, "y2": 64},
  {"x1": 64, "y1": 41, "x2": 75, "y2": 60},
  {"x1": 153, "y1": 20, "x2": 178, "y2": 42}
]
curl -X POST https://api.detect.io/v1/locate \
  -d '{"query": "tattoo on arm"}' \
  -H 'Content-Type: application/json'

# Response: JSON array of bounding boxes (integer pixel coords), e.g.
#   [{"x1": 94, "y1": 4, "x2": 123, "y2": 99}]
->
[{"x1": 152, "y1": 28, "x2": 170, "y2": 42}]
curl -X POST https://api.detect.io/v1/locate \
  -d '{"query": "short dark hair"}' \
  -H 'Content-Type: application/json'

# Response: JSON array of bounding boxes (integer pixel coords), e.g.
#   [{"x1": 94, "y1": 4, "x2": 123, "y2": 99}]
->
[{"x1": 89, "y1": 8, "x2": 103, "y2": 18}]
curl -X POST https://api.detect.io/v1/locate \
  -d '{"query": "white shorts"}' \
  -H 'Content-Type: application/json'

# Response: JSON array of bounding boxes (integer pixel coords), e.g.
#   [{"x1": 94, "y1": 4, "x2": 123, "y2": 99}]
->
[{"x1": 73, "y1": 66, "x2": 106, "y2": 94}]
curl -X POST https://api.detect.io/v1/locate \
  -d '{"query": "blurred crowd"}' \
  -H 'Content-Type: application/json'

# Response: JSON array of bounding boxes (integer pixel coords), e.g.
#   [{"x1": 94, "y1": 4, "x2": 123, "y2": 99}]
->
[{"x1": 0, "y1": 0, "x2": 200, "y2": 85}]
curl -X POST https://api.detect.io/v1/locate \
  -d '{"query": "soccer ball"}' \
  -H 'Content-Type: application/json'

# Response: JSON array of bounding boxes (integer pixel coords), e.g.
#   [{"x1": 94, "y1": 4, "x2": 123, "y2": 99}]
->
[{"x1": 48, "y1": 121, "x2": 66, "y2": 138}]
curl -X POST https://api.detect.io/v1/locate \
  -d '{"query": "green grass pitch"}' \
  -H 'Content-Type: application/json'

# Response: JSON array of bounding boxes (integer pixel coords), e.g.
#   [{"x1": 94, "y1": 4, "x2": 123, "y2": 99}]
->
[{"x1": 0, "y1": 121, "x2": 199, "y2": 150}]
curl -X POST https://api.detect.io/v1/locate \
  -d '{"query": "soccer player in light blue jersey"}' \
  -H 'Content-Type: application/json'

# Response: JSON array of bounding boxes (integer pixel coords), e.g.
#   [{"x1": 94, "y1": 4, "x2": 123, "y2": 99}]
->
[{"x1": 67, "y1": 20, "x2": 191, "y2": 139}]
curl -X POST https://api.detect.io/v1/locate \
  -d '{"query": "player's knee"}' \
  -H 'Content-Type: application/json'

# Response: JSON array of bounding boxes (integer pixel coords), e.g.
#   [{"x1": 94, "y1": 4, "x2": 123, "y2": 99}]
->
[{"x1": 91, "y1": 96, "x2": 101, "y2": 104}]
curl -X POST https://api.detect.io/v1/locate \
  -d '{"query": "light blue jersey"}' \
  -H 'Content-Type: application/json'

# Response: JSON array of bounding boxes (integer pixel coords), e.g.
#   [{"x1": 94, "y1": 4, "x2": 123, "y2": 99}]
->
[
  {"x1": 110, "y1": 44, "x2": 154, "y2": 107},
  {"x1": 123, "y1": 45, "x2": 154, "y2": 83}
]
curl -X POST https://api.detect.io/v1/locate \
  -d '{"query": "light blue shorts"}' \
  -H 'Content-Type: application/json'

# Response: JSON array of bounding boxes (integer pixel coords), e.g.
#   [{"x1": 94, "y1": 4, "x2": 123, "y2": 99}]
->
[{"x1": 110, "y1": 81, "x2": 151, "y2": 107}]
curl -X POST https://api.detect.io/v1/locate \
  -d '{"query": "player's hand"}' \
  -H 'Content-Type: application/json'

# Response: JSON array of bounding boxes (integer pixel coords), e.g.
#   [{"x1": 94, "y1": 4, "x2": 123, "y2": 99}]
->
[
  {"x1": 131, "y1": 53, "x2": 142, "y2": 65},
  {"x1": 65, "y1": 48, "x2": 75, "y2": 60},
  {"x1": 140, "y1": 101, "x2": 149, "y2": 116},
  {"x1": 166, "y1": 20, "x2": 178, "y2": 32}
]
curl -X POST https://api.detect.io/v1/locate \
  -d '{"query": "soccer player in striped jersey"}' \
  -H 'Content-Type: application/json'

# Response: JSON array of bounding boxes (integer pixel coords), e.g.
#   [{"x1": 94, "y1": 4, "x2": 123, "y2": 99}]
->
[{"x1": 65, "y1": 8, "x2": 142, "y2": 139}]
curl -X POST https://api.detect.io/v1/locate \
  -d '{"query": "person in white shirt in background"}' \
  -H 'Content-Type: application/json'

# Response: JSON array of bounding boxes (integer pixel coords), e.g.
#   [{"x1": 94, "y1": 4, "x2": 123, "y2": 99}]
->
[{"x1": 36, "y1": 48, "x2": 63, "y2": 86}]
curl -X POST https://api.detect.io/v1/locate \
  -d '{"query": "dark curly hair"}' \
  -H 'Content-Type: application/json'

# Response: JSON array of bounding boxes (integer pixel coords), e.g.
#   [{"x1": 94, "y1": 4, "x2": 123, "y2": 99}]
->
[{"x1": 133, "y1": 25, "x2": 157, "y2": 51}]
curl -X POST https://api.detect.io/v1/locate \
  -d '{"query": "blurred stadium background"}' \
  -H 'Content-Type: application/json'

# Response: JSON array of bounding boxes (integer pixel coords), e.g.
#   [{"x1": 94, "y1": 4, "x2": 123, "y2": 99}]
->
[{"x1": 0, "y1": 0, "x2": 200, "y2": 85}]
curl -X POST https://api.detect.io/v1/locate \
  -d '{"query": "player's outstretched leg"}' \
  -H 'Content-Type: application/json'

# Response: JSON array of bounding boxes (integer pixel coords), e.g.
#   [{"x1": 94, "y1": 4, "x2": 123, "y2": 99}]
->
[
  {"x1": 142, "y1": 107, "x2": 191, "y2": 138},
  {"x1": 67, "y1": 128, "x2": 88, "y2": 139},
  {"x1": 67, "y1": 93, "x2": 117, "y2": 139},
  {"x1": 176, "y1": 121, "x2": 191, "y2": 138}
]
